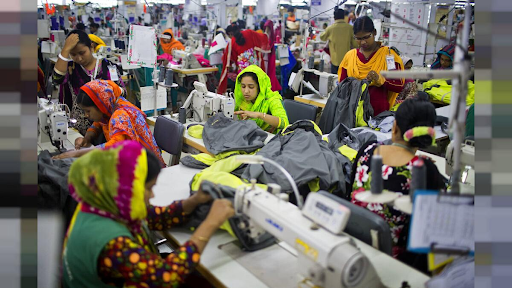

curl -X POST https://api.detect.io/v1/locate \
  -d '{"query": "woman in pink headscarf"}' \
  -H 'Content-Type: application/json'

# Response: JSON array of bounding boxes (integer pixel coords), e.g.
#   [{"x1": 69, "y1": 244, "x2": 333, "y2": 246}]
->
[{"x1": 263, "y1": 20, "x2": 282, "y2": 92}]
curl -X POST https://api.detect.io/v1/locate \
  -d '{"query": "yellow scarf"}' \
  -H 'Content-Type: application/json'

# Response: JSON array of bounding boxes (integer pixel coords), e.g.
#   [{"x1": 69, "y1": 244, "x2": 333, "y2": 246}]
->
[
  {"x1": 88, "y1": 34, "x2": 106, "y2": 53},
  {"x1": 340, "y1": 45, "x2": 404, "y2": 108}
]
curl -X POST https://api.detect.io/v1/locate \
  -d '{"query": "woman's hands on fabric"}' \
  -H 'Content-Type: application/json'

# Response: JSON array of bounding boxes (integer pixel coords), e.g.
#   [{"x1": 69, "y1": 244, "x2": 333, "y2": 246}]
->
[
  {"x1": 204, "y1": 199, "x2": 235, "y2": 228},
  {"x1": 234, "y1": 110, "x2": 262, "y2": 120},
  {"x1": 366, "y1": 70, "x2": 380, "y2": 83},
  {"x1": 51, "y1": 150, "x2": 81, "y2": 160},
  {"x1": 157, "y1": 58, "x2": 169, "y2": 67},
  {"x1": 74, "y1": 137, "x2": 92, "y2": 150},
  {"x1": 194, "y1": 186, "x2": 213, "y2": 205},
  {"x1": 62, "y1": 34, "x2": 79, "y2": 54}
]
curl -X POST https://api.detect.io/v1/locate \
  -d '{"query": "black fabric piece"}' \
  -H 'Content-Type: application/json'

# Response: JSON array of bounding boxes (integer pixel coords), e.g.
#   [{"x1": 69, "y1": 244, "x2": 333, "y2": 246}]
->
[
  {"x1": 203, "y1": 113, "x2": 268, "y2": 155},
  {"x1": 242, "y1": 120, "x2": 344, "y2": 201},
  {"x1": 327, "y1": 123, "x2": 377, "y2": 198},
  {"x1": 319, "y1": 77, "x2": 373, "y2": 134},
  {"x1": 38, "y1": 150, "x2": 78, "y2": 233},
  {"x1": 184, "y1": 181, "x2": 275, "y2": 252}
]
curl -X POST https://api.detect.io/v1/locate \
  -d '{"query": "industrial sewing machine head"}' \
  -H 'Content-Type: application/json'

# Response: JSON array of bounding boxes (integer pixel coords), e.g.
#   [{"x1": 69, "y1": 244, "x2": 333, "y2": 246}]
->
[
  {"x1": 232, "y1": 165, "x2": 386, "y2": 288},
  {"x1": 97, "y1": 45, "x2": 120, "y2": 65},
  {"x1": 172, "y1": 49, "x2": 202, "y2": 69},
  {"x1": 179, "y1": 81, "x2": 235, "y2": 123},
  {"x1": 290, "y1": 69, "x2": 338, "y2": 98},
  {"x1": 38, "y1": 97, "x2": 74, "y2": 151},
  {"x1": 446, "y1": 139, "x2": 474, "y2": 192}
]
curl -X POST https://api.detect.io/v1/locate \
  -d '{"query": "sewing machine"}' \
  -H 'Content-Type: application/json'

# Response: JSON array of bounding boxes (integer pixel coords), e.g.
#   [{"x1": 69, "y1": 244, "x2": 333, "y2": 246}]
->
[
  {"x1": 172, "y1": 49, "x2": 202, "y2": 69},
  {"x1": 96, "y1": 45, "x2": 120, "y2": 65},
  {"x1": 446, "y1": 139, "x2": 474, "y2": 191},
  {"x1": 290, "y1": 68, "x2": 338, "y2": 98},
  {"x1": 232, "y1": 178, "x2": 385, "y2": 288},
  {"x1": 180, "y1": 81, "x2": 235, "y2": 123},
  {"x1": 38, "y1": 97, "x2": 73, "y2": 151}
]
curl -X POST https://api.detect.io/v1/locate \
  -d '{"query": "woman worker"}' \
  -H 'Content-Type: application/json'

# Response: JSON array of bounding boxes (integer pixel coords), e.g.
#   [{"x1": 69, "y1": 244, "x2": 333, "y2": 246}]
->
[
  {"x1": 52, "y1": 80, "x2": 166, "y2": 167},
  {"x1": 53, "y1": 29, "x2": 125, "y2": 136},
  {"x1": 350, "y1": 97, "x2": 447, "y2": 260},
  {"x1": 62, "y1": 140, "x2": 235, "y2": 287},
  {"x1": 338, "y1": 16, "x2": 404, "y2": 116},
  {"x1": 157, "y1": 28, "x2": 185, "y2": 63},
  {"x1": 233, "y1": 65, "x2": 289, "y2": 134},
  {"x1": 430, "y1": 43, "x2": 455, "y2": 70}
]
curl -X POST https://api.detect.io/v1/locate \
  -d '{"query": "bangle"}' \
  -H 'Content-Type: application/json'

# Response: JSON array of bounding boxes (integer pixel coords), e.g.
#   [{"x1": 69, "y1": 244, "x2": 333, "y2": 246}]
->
[
  {"x1": 263, "y1": 113, "x2": 266, "y2": 119},
  {"x1": 58, "y1": 53, "x2": 72, "y2": 62},
  {"x1": 193, "y1": 235, "x2": 209, "y2": 242}
]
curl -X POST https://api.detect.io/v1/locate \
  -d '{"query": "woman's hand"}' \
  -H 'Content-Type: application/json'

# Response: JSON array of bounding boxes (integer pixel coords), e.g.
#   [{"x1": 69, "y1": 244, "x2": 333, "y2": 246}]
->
[
  {"x1": 366, "y1": 70, "x2": 380, "y2": 83},
  {"x1": 62, "y1": 34, "x2": 79, "y2": 55},
  {"x1": 51, "y1": 150, "x2": 81, "y2": 160},
  {"x1": 234, "y1": 110, "x2": 261, "y2": 120},
  {"x1": 194, "y1": 187, "x2": 213, "y2": 205},
  {"x1": 157, "y1": 58, "x2": 169, "y2": 67},
  {"x1": 204, "y1": 199, "x2": 235, "y2": 228},
  {"x1": 74, "y1": 137, "x2": 92, "y2": 150}
]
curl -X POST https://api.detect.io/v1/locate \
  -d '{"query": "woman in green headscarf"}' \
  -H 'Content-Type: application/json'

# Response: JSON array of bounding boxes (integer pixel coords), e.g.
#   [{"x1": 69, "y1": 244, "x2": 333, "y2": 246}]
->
[
  {"x1": 234, "y1": 65, "x2": 289, "y2": 134},
  {"x1": 62, "y1": 140, "x2": 234, "y2": 287}
]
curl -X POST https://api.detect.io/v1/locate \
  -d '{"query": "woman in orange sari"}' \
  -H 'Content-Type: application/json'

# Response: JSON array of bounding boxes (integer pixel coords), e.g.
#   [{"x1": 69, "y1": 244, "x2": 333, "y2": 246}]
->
[
  {"x1": 157, "y1": 28, "x2": 185, "y2": 63},
  {"x1": 338, "y1": 16, "x2": 404, "y2": 116},
  {"x1": 52, "y1": 80, "x2": 165, "y2": 166}
]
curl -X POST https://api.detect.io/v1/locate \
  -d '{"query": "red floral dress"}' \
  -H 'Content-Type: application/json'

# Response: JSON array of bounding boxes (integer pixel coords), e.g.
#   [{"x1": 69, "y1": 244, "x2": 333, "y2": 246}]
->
[{"x1": 351, "y1": 143, "x2": 444, "y2": 258}]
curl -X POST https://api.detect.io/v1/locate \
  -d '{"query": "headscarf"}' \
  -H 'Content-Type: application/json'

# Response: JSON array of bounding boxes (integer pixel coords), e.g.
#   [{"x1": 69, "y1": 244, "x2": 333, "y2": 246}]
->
[
  {"x1": 431, "y1": 43, "x2": 455, "y2": 70},
  {"x1": 234, "y1": 65, "x2": 284, "y2": 129},
  {"x1": 160, "y1": 28, "x2": 185, "y2": 55},
  {"x1": 80, "y1": 80, "x2": 166, "y2": 166},
  {"x1": 88, "y1": 34, "x2": 106, "y2": 53},
  {"x1": 339, "y1": 45, "x2": 404, "y2": 108},
  {"x1": 401, "y1": 55, "x2": 412, "y2": 68},
  {"x1": 65, "y1": 140, "x2": 157, "y2": 253},
  {"x1": 264, "y1": 20, "x2": 282, "y2": 92}
]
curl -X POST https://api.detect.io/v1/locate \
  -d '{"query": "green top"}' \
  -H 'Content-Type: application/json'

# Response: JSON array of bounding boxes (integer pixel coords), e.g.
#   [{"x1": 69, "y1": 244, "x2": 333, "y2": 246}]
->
[
  {"x1": 465, "y1": 104, "x2": 474, "y2": 138},
  {"x1": 62, "y1": 211, "x2": 133, "y2": 288},
  {"x1": 234, "y1": 65, "x2": 289, "y2": 133}
]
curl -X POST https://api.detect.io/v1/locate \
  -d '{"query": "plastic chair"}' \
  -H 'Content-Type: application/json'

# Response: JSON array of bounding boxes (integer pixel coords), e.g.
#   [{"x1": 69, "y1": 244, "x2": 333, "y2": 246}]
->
[
  {"x1": 317, "y1": 191, "x2": 393, "y2": 256},
  {"x1": 283, "y1": 99, "x2": 317, "y2": 124},
  {"x1": 154, "y1": 116, "x2": 185, "y2": 166}
]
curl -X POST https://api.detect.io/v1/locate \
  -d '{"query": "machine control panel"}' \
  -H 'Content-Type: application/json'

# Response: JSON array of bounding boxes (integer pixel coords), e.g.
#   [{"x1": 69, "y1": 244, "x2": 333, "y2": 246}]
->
[{"x1": 302, "y1": 193, "x2": 351, "y2": 235}]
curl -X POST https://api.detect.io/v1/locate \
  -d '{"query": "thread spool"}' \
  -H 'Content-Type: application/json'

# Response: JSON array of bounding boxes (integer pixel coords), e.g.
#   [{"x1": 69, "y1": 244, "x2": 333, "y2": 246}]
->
[
  {"x1": 158, "y1": 66, "x2": 166, "y2": 83},
  {"x1": 165, "y1": 68, "x2": 173, "y2": 86},
  {"x1": 308, "y1": 56, "x2": 315, "y2": 69},
  {"x1": 319, "y1": 59, "x2": 324, "y2": 72},
  {"x1": 370, "y1": 155, "x2": 383, "y2": 195},
  {"x1": 179, "y1": 107, "x2": 187, "y2": 124}
]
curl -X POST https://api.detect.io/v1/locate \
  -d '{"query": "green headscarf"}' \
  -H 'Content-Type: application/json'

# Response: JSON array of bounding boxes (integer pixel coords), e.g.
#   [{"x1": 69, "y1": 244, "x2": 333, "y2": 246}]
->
[{"x1": 234, "y1": 65, "x2": 284, "y2": 130}]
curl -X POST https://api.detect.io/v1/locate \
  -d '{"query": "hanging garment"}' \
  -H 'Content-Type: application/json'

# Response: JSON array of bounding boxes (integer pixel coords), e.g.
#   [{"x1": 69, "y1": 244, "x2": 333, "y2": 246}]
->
[
  {"x1": 423, "y1": 79, "x2": 475, "y2": 106},
  {"x1": 319, "y1": 77, "x2": 374, "y2": 134}
]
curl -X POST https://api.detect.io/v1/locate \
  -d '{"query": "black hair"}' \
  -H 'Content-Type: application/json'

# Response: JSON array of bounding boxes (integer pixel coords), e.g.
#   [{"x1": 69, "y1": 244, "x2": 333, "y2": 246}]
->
[
  {"x1": 227, "y1": 24, "x2": 245, "y2": 46},
  {"x1": 353, "y1": 16, "x2": 375, "y2": 34},
  {"x1": 287, "y1": 7, "x2": 294, "y2": 13},
  {"x1": 238, "y1": 71, "x2": 260, "y2": 93},
  {"x1": 90, "y1": 23, "x2": 100, "y2": 29},
  {"x1": 145, "y1": 149, "x2": 162, "y2": 183},
  {"x1": 334, "y1": 8, "x2": 345, "y2": 20},
  {"x1": 66, "y1": 29, "x2": 92, "y2": 47},
  {"x1": 260, "y1": 19, "x2": 267, "y2": 31},
  {"x1": 76, "y1": 90, "x2": 97, "y2": 108},
  {"x1": 76, "y1": 23, "x2": 86, "y2": 31},
  {"x1": 163, "y1": 32, "x2": 173, "y2": 40},
  {"x1": 395, "y1": 98, "x2": 437, "y2": 149}
]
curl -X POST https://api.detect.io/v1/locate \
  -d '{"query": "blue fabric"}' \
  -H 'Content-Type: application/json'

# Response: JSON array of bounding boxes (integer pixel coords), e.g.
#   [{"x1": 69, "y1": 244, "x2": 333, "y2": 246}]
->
[
  {"x1": 280, "y1": 48, "x2": 297, "y2": 91},
  {"x1": 331, "y1": 64, "x2": 339, "y2": 75}
]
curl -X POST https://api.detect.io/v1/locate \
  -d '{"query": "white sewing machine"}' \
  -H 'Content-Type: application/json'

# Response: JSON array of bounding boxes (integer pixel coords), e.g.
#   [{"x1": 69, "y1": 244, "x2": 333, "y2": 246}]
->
[
  {"x1": 180, "y1": 81, "x2": 235, "y2": 122},
  {"x1": 233, "y1": 180, "x2": 385, "y2": 288},
  {"x1": 446, "y1": 139, "x2": 474, "y2": 192},
  {"x1": 96, "y1": 45, "x2": 120, "y2": 65},
  {"x1": 290, "y1": 68, "x2": 338, "y2": 98},
  {"x1": 172, "y1": 49, "x2": 202, "y2": 69},
  {"x1": 38, "y1": 97, "x2": 73, "y2": 151}
]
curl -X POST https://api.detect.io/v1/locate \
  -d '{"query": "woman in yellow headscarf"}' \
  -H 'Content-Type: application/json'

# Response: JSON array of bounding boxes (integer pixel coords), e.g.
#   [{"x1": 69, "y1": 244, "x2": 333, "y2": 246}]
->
[
  {"x1": 88, "y1": 34, "x2": 106, "y2": 53},
  {"x1": 338, "y1": 16, "x2": 404, "y2": 116}
]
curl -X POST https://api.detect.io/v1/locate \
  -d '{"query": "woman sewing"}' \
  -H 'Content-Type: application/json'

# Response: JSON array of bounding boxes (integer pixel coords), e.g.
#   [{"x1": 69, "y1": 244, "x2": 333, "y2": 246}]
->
[
  {"x1": 430, "y1": 43, "x2": 455, "y2": 70},
  {"x1": 52, "y1": 30, "x2": 125, "y2": 137},
  {"x1": 62, "y1": 140, "x2": 235, "y2": 287},
  {"x1": 350, "y1": 98, "x2": 447, "y2": 259},
  {"x1": 233, "y1": 65, "x2": 289, "y2": 134},
  {"x1": 52, "y1": 80, "x2": 166, "y2": 167},
  {"x1": 157, "y1": 28, "x2": 185, "y2": 63},
  {"x1": 338, "y1": 16, "x2": 404, "y2": 116}
]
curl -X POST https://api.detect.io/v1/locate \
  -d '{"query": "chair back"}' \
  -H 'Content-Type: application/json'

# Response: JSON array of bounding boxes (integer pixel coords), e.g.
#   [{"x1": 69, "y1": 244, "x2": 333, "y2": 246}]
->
[
  {"x1": 154, "y1": 116, "x2": 185, "y2": 166},
  {"x1": 283, "y1": 99, "x2": 317, "y2": 124}
]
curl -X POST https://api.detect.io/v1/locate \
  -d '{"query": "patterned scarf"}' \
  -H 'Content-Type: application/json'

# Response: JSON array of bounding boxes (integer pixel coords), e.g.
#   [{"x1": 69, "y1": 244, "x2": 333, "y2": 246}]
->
[
  {"x1": 65, "y1": 140, "x2": 157, "y2": 253},
  {"x1": 80, "y1": 80, "x2": 165, "y2": 167},
  {"x1": 431, "y1": 43, "x2": 455, "y2": 70},
  {"x1": 234, "y1": 65, "x2": 283, "y2": 130}
]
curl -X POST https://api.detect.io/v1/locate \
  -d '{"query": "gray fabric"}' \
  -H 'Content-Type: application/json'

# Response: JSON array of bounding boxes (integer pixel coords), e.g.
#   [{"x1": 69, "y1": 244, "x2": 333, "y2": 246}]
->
[
  {"x1": 242, "y1": 120, "x2": 344, "y2": 198},
  {"x1": 203, "y1": 113, "x2": 268, "y2": 155},
  {"x1": 368, "y1": 111, "x2": 396, "y2": 133},
  {"x1": 184, "y1": 181, "x2": 276, "y2": 252},
  {"x1": 327, "y1": 123, "x2": 377, "y2": 195},
  {"x1": 179, "y1": 155, "x2": 209, "y2": 169},
  {"x1": 351, "y1": 127, "x2": 391, "y2": 142},
  {"x1": 319, "y1": 77, "x2": 373, "y2": 134}
]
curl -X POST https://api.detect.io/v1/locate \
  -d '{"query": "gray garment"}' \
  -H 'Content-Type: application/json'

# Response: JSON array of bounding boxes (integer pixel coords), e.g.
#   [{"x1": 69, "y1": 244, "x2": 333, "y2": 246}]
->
[
  {"x1": 180, "y1": 155, "x2": 209, "y2": 169},
  {"x1": 351, "y1": 127, "x2": 391, "y2": 142},
  {"x1": 203, "y1": 113, "x2": 269, "y2": 155},
  {"x1": 327, "y1": 123, "x2": 377, "y2": 195},
  {"x1": 319, "y1": 77, "x2": 374, "y2": 134},
  {"x1": 368, "y1": 116, "x2": 395, "y2": 133},
  {"x1": 242, "y1": 120, "x2": 344, "y2": 197}
]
